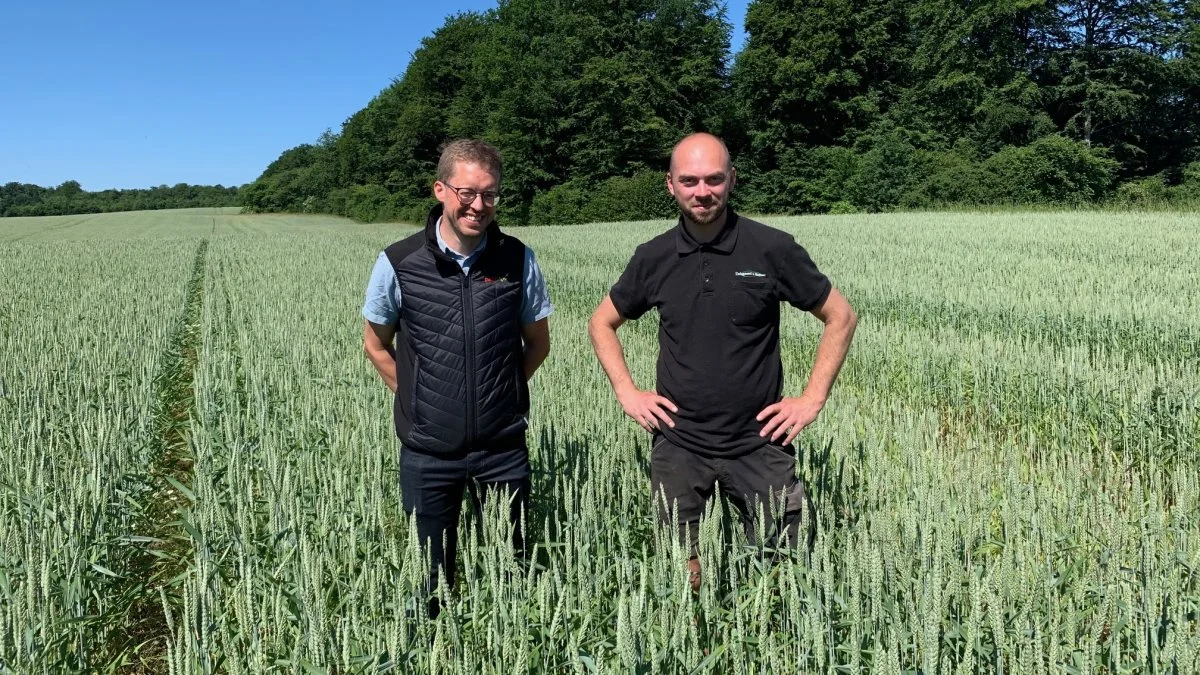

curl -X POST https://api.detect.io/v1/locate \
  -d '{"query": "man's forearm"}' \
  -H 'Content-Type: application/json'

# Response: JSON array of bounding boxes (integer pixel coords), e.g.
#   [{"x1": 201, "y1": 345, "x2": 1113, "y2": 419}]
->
[
  {"x1": 523, "y1": 343, "x2": 549, "y2": 381},
  {"x1": 366, "y1": 350, "x2": 398, "y2": 393},
  {"x1": 589, "y1": 322, "x2": 637, "y2": 397},
  {"x1": 801, "y1": 315, "x2": 856, "y2": 403}
]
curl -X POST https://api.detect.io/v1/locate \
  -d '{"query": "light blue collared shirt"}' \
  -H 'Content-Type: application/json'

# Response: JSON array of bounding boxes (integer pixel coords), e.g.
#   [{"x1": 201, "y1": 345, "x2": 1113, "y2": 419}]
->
[{"x1": 362, "y1": 220, "x2": 553, "y2": 326}]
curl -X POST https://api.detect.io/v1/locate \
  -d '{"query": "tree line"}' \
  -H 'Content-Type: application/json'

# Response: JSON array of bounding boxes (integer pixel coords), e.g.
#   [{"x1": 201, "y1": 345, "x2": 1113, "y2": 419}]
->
[
  {"x1": 0, "y1": 181, "x2": 240, "y2": 218},
  {"x1": 243, "y1": 0, "x2": 1200, "y2": 223}
]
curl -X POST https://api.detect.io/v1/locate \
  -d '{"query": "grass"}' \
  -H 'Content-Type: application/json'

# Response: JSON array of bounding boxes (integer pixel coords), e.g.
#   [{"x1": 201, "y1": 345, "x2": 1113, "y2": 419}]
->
[{"x1": 1, "y1": 207, "x2": 1197, "y2": 673}]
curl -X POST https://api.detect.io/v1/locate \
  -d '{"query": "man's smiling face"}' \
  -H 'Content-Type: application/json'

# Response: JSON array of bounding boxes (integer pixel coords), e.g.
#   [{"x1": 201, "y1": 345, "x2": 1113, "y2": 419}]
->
[
  {"x1": 434, "y1": 161, "x2": 499, "y2": 243},
  {"x1": 667, "y1": 134, "x2": 735, "y2": 226}
]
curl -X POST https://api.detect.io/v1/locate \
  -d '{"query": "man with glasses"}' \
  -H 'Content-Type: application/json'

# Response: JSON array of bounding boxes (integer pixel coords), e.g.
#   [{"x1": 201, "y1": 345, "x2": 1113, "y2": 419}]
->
[
  {"x1": 588, "y1": 133, "x2": 857, "y2": 591},
  {"x1": 362, "y1": 139, "x2": 552, "y2": 616}
]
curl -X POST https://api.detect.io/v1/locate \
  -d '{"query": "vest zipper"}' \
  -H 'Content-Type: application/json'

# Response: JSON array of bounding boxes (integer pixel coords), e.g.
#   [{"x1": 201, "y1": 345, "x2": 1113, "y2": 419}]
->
[{"x1": 461, "y1": 270, "x2": 476, "y2": 447}]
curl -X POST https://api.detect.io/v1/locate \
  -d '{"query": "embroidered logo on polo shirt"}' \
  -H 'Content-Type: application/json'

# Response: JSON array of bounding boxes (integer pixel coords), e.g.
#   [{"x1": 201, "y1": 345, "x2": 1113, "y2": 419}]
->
[{"x1": 735, "y1": 270, "x2": 767, "y2": 278}]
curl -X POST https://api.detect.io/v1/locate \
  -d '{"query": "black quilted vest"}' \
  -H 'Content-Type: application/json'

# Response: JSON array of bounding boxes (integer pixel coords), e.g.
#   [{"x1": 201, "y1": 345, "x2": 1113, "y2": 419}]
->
[{"x1": 383, "y1": 204, "x2": 528, "y2": 455}]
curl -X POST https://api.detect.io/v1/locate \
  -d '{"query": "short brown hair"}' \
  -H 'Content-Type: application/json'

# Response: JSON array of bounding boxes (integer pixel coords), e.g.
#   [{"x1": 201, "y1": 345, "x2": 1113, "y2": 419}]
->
[{"x1": 437, "y1": 139, "x2": 503, "y2": 183}]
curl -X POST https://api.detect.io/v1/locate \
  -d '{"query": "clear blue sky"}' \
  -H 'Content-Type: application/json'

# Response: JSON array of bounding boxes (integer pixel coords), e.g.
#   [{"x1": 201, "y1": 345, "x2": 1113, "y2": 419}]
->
[{"x1": 0, "y1": 1, "x2": 751, "y2": 191}]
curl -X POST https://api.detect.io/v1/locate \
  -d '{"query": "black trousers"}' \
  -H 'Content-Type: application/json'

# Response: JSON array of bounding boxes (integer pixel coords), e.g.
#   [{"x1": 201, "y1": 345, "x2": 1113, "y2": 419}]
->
[
  {"x1": 400, "y1": 444, "x2": 530, "y2": 605},
  {"x1": 650, "y1": 435, "x2": 814, "y2": 554}
]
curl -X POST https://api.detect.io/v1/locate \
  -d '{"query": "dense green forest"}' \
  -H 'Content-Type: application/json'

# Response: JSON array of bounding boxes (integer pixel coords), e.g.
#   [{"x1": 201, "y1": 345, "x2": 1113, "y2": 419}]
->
[
  {"x1": 0, "y1": 181, "x2": 240, "y2": 217},
  {"x1": 244, "y1": 0, "x2": 1200, "y2": 223}
]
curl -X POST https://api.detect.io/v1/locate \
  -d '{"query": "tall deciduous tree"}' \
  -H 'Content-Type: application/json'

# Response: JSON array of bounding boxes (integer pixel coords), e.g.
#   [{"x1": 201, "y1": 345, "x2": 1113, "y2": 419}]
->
[
  {"x1": 256, "y1": 0, "x2": 731, "y2": 223},
  {"x1": 732, "y1": 0, "x2": 912, "y2": 209}
]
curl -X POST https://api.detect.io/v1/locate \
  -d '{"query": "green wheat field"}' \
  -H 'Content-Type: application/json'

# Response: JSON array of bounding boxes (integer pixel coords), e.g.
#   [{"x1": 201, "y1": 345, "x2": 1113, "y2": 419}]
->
[{"x1": 1, "y1": 207, "x2": 1197, "y2": 673}]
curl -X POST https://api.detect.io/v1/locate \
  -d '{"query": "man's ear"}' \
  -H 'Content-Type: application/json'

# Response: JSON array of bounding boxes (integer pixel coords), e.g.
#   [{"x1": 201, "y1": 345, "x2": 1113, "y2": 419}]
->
[{"x1": 665, "y1": 172, "x2": 675, "y2": 197}]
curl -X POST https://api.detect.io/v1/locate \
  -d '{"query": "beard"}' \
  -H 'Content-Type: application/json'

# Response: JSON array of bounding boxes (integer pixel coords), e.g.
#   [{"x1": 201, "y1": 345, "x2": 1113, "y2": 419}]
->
[{"x1": 678, "y1": 199, "x2": 725, "y2": 226}]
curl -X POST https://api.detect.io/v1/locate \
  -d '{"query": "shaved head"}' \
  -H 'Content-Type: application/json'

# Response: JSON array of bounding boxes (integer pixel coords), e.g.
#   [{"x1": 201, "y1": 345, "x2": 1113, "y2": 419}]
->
[
  {"x1": 669, "y1": 133, "x2": 732, "y2": 174},
  {"x1": 666, "y1": 132, "x2": 735, "y2": 227}
]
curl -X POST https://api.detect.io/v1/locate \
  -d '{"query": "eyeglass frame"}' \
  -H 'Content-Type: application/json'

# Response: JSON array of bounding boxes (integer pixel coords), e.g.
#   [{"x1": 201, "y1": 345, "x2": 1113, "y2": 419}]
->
[{"x1": 440, "y1": 181, "x2": 501, "y2": 207}]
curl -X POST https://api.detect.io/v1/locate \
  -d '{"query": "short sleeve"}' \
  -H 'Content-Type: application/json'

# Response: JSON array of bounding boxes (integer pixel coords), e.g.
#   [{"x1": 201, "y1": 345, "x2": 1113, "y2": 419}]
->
[
  {"x1": 776, "y1": 239, "x2": 832, "y2": 311},
  {"x1": 362, "y1": 252, "x2": 402, "y2": 325},
  {"x1": 521, "y1": 247, "x2": 554, "y2": 324},
  {"x1": 609, "y1": 249, "x2": 651, "y2": 320}
]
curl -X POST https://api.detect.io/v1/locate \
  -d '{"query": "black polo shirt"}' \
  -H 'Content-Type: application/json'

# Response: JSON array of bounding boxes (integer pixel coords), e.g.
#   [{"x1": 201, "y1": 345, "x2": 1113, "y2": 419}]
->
[{"x1": 609, "y1": 208, "x2": 831, "y2": 458}]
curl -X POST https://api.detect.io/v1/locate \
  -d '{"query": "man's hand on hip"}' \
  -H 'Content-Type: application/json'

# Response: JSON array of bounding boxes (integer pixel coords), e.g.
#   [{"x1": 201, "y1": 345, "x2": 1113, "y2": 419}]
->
[
  {"x1": 756, "y1": 394, "x2": 824, "y2": 445},
  {"x1": 617, "y1": 387, "x2": 678, "y2": 432}
]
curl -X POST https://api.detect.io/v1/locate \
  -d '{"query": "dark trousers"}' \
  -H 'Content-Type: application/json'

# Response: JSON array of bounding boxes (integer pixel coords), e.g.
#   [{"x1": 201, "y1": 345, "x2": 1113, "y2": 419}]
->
[
  {"x1": 400, "y1": 445, "x2": 530, "y2": 607},
  {"x1": 650, "y1": 435, "x2": 814, "y2": 554}
]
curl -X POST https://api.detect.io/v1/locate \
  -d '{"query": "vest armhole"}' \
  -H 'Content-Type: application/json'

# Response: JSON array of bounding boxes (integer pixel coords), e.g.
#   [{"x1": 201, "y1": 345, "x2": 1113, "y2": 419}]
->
[{"x1": 499, "y1": 237, "x2": 526, "y2": 291}]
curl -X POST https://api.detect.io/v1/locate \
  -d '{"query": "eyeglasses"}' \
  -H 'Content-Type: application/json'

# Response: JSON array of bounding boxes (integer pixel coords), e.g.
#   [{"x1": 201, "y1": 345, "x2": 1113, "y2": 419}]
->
[{"x1": 442, "y1": 181, "x2": 500, "y2": 206}]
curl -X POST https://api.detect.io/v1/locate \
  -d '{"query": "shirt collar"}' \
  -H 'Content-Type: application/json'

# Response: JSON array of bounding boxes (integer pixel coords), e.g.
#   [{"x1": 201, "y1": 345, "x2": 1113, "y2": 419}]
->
[
  {"x1": 675, "y1": 207, "x2": 739, "y2": 255},
  {"x1": 435, "y1": 216, "x2": 488, "y2": 260}
]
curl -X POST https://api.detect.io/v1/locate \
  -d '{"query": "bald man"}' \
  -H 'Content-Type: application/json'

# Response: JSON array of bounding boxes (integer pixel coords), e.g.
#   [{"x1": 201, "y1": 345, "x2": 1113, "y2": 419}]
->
[{"x1": 588, "y1": 133, "x2": 857, "y2": 590}]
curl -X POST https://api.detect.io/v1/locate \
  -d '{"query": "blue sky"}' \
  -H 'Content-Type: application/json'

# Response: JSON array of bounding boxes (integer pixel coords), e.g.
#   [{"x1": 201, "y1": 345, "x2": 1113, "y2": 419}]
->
[{"x1": 0, "y1": 1, "x2": 751, "y2": 191}]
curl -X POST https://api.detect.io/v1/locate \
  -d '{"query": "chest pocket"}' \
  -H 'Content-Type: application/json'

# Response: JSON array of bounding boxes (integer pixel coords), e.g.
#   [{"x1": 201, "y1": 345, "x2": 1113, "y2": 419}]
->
[
  {"x1": 728, "y1": 278, "x2": 774, "y2": 326},
  {"x1": 472, "y1": 242, "x2": 524, "y2": 316},
  {"x1": 481, "y1": 276, "x2": 522, "y2": 315}
]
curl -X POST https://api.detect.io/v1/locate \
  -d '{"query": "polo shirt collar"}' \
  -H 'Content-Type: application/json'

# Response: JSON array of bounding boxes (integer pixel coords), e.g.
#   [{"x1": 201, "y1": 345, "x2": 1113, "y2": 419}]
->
[
  {"x1": 424, "y1": 203, "x2": 499, "y2": 263},
  {"x1": 675, "y1": 207, "x2": 739, "y2": 255},
  {"x1": 435, "y1": 216, "x2": 488, "y2": 260}
]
